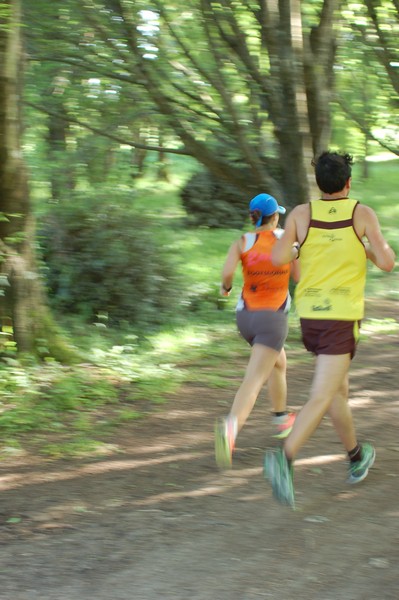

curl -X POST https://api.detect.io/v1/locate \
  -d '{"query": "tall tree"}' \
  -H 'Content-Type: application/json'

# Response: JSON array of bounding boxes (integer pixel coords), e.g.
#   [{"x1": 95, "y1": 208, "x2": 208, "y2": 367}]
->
[
  {"x1": 24, "y1": 1, "x2": 398, "y2": 208},
  {"x1": 25, "y1": 0, "x2": 346, "y2": 206},
  {"x1": 0, "y1": 0, "x2": 74, "y2": 357},
  {"x1": 334, "y1": 0, "x2": 399, "y2": 156}
]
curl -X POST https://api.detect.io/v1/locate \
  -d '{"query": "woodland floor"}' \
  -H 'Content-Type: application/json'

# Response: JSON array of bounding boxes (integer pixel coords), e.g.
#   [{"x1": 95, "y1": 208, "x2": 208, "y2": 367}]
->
[{"x1": 0, "y1": 300, "x2": 398, "y2": 600}]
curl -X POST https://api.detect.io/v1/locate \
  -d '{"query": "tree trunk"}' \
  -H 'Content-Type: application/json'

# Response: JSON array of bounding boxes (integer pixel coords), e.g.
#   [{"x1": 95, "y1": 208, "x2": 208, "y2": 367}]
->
[
  {"x1": 25, "y1": 0, "x2": 345, "y2": 209},
  {"x1": 267, "y1": 0, "x2": 315, "y2": 205},
  {"x1": 47, "y1": 101, "x2": 75, "y2": 199},
  {"x1": 0, "y1": 0, "x2": 75, "y2": 360}
]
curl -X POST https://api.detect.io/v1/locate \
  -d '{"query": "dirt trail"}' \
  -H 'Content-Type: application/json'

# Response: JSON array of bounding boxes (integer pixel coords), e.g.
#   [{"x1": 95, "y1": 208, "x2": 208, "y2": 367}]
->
[{"x1": 0, "y1": 302, "x2": 398, "y2": 600}]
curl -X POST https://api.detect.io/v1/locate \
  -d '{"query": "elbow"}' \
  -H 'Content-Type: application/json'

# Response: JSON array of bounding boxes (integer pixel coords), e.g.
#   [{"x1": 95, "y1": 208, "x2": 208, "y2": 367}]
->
[
  {"x1": 379, "y1": 258, "x2": 395, "y2": 272},
  {"x1": 372, "y1": 247, "x2": 396, "y2": 272},
  {"x1": 384, "y1": 261, "x2": 395, "y2": 273},
  {"x1": 383, "y1": 247, "x2": 396, "y2": 272},
  {"x1": 383, "y1": 250, "x2": 396, "y2": 272}
]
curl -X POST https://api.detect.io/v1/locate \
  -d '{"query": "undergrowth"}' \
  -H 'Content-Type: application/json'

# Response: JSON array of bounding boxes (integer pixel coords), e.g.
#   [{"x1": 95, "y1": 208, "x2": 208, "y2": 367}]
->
[{"x1": 0, "y1": 158, "x2": 397, "y2": 459}]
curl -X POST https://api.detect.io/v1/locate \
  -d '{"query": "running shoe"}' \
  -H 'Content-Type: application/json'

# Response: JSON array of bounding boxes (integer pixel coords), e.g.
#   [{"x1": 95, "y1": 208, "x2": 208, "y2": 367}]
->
[
  {"x1": 214, "y1": 418, "x2": 235, "y2": 469},
  {"x1": 347, "y1": 443, "x2": 376, "y2": 484},
  {"x1": 264, "y1": 448, "x2": 295, "y2": 508},
  {"x1": 273, "y1": 412, "x2": 296, "y2": 439}
]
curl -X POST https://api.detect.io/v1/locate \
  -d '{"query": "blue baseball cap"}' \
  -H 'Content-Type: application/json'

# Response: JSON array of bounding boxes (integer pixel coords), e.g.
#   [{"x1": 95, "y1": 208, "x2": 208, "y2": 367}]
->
[{"x1": 249, "y1": 193, "x2": 286, "y2": 227}]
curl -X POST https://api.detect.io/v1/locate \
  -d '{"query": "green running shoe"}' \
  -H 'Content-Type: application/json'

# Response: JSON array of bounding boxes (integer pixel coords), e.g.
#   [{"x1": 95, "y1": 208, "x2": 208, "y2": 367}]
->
[
  {"x1": 214, "y1": 418, "x2": 235, "y2": 469},
  {"x1": 264, "y1": 448, "x2": 295, "y2": 509},
  {"x1": 347, "y1": 443, "x2": 376, "y2": 484}
]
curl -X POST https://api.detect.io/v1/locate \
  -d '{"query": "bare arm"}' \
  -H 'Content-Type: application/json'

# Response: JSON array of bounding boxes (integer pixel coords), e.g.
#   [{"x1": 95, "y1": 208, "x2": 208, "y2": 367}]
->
[
  {"x1": 290, "y1": 256, "x2": 300, "y2": 283},
  {"x1": 271, "y1": 209, "x2": 300, "y2": 266},
  {"x1": 356, "y1": 205, "x2": 395, "y2": 272},
  {"x1": 220, "y1": 239, "x2": 241, "y2": 296}
]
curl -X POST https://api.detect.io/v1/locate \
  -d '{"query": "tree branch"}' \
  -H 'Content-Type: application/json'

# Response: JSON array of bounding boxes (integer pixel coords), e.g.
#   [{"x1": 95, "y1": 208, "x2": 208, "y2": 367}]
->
[
  {"x1": 24, "y1": 101, "x2": 191, "y2": 155},
  {"x1": 335, "y1": 96, "x2": 399, "y2": 156}
]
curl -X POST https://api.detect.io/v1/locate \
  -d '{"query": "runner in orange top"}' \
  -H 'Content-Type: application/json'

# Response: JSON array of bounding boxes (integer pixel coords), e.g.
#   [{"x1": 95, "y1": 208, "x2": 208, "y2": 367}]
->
[{"x1": 215, "y1": 193, "x2": 300, "y2": 469}]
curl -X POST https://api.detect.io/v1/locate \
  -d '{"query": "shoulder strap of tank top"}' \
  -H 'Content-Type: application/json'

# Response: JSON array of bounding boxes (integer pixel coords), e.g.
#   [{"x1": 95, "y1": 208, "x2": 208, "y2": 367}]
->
[{"x1": 242, "y1": 232, "x2": 258, "y2": 252}]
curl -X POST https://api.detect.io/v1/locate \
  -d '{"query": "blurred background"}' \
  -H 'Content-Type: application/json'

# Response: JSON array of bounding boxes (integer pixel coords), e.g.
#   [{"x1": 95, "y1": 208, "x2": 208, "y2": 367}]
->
[{"x1": 0, "y1": 0, "x2": 397, "y2": 456}]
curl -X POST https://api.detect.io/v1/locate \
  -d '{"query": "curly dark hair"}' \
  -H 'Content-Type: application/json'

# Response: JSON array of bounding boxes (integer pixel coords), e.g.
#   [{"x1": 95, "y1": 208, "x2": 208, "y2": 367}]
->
[{"x1": 312, "y1": 151, "x2": 354, "y2": 194}]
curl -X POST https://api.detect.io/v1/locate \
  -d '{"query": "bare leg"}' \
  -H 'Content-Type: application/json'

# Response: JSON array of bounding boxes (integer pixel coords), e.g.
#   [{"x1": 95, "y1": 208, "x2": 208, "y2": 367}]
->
[
  {"x1": 267, "y1": 349, "x2": 287, "y2": 414},
  {"x1": 229, "y1": 343, "x2": 280, "y2": 433},
  {"x1": 284, "y1": 353, "x2": 351, "y2": 460},
  {"x1": 328, "y1": 374, "x2": 358, "y2": 452}
]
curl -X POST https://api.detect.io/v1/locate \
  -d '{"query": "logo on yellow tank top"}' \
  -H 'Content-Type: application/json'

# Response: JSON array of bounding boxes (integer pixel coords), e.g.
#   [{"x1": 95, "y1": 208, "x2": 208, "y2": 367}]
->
[
  {"x1": 311, "y1": 299, "x2": 332, "y2": 312},
  {"x1": 321, "y1": 232, "x2": 343, "y2": 242}
]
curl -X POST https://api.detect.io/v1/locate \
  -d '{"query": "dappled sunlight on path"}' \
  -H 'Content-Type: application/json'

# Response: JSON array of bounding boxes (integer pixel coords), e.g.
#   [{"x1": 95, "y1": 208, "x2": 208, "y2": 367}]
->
[{"x1": 0, "y1": 303, "x2": 398, "y2": 600}]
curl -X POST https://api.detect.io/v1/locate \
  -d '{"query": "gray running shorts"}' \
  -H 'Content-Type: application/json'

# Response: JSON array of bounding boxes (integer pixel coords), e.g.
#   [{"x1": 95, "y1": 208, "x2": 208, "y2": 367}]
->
[{"x1": 236, "y1": 308, "x2": 288, "y2": 351}]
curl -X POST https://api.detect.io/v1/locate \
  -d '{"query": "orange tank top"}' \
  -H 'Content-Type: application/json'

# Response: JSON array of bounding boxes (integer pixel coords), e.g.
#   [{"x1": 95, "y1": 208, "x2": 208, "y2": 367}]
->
[{"x1": 240, "y1": 230, "x2": 290, "y2": 310}]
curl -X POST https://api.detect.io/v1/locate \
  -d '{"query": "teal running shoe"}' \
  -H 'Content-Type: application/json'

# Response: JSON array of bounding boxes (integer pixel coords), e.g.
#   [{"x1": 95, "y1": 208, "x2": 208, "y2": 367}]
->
[
  {"x1": 264, "y1": 448, "x2": 295, "y2": 509},
  {"x1": 347, "y1": 443, "x2": 376, "y2": 484}
]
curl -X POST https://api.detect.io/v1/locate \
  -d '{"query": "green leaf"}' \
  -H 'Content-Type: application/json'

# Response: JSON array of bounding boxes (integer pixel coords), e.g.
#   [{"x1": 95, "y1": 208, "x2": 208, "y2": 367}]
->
[{"x1": 6, "y1": 517, "x2": 22, "y2": 524}]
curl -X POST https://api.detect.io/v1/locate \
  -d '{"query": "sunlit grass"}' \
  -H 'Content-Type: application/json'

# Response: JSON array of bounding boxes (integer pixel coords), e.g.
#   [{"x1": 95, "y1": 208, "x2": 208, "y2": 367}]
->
[
  {"x1": 352, "y1": 159, "x2": 399, "y2": 239},
  {"x1": 149, "y1": 327, "x2": 212, "y2": 356},
  {"x1": 361, "y1": 317, "x2": 399, "y2": 336}
]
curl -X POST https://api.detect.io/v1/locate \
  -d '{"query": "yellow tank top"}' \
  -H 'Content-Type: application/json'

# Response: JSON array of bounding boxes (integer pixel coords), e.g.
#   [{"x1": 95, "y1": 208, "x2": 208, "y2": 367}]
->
[{"x1": 295, "y1": 199, "x2": 367, "y2": 320}]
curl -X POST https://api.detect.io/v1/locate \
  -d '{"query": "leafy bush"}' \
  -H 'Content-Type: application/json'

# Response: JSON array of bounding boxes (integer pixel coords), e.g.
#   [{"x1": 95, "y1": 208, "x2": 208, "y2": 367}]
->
[
  {"x1": 180, "y1": 159, "x2": 286, "y2": 229},
  {"x1": 39, "y1": 191, "x2": 182, "y2": 327},
  {"x1": 180, "y1": 170, "x2": 255, "y2": 229}
]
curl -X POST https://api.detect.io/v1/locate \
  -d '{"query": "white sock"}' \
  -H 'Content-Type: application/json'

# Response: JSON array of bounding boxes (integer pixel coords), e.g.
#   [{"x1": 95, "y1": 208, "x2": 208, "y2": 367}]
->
[{"x1": 272, "y1": 413, "x2": 288, "y2": 425}]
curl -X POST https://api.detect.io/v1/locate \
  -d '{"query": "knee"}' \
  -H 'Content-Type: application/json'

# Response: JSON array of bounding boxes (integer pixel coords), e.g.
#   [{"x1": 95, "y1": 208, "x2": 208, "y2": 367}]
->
[{"x1": 274, "y1": 351, "x2": 287, "y2": 372}]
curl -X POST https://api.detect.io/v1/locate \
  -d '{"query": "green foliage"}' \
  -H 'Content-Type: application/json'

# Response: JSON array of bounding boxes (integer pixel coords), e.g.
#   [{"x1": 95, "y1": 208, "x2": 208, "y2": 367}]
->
[
  {"x1": 0, "y1": 363, "x2": 117, "y2": 434},
  {"x1": 0, "y1": 5, "x2": 11, "y2": 32},
  {"x1": 333, "y1": 3, "x2": 399, "y2": 156},
  {"x1": 0, "y1": 397, "x2": 45, "y2": 433},
  {"x1": 23, "y1": 0, "x2": 399, "y2": 221},
  {"x1": 43, "y1": 371, "x2": 118, "y2": 411},
  {"x1": 180, "y1": 166, "x2": 286, "y2": 229},
  {"x1": 0, "y1": 158, "x2": 397, "y2": 459},
  {"x1": 181, "y1": 170, "x2": 250, "y2": 229},
  {"x1": 38, "y1": 439, "x2": 112, "y2": 459},
  {"x1": 39, "y1": 190, "x2": 182, "y2": 328},
  {"x1": 351, "y1": 159, "x2": 399, "y2": 300},
  {"x1": 0, "y1": 321, "x2": 241, "y2": 456}
]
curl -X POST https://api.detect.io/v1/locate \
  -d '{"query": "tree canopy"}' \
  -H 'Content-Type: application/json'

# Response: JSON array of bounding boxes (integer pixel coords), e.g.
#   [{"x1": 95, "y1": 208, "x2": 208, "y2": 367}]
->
[{"x1": 22, "y1": 1, "x2": 399, "y2": 206}]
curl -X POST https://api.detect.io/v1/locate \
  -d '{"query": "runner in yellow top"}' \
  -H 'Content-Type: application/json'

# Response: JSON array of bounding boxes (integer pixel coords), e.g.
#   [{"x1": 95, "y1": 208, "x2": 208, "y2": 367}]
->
[
  {"x1": 295, "y1": 198, "x2": 366, "y2": 320},
  {"x1": 214, "y1": 193, "x2": 300, "y2": 469},
  {"x1": 265, "y1": 151, "x2": 395, "y2": 508}
]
